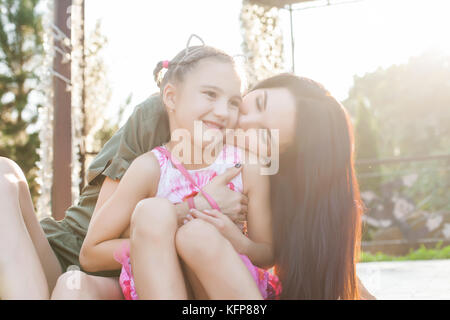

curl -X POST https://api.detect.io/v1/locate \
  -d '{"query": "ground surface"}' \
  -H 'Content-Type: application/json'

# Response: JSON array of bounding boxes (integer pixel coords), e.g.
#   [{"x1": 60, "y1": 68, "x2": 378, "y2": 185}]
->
[{"x1": 357, "y1": 259, "x2": 450, "y2": 299}]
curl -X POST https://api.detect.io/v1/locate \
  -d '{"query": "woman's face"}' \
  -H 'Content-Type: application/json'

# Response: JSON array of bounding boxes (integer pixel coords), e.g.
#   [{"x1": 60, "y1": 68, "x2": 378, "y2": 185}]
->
[{"x1": 237, "y1": 87, "x2": 297, "y2": 157}]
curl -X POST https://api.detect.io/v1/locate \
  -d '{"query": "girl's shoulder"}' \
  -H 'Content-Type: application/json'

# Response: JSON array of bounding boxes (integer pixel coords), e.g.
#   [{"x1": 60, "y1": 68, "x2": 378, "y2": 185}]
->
[
  {"x1": 149, "y1": 146, "x2": 170, "y2": 168},
  {"x1": 129, "y1": 150, "x2": 161, "y2": 178},
  {"x1": 118, "y1": 151, "x2": 162, "y2": 198}
]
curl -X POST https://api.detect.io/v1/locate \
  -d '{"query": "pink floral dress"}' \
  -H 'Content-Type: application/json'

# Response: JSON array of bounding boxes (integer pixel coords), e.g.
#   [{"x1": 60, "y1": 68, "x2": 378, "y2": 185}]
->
[{"x1": 114, "y1": 144, "x2": 282, "y2": 300}]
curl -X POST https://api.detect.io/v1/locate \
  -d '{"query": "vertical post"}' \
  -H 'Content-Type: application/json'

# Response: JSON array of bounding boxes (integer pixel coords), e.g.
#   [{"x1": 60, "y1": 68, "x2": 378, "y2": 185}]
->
[
  {"x1": 289, "y1": 4, "x2": 295, "y2": 73},
  {"x1": 79, "y1": 0, "x2": 86, "y2": 192},
  {"x1": 52, "y1": 0, "x2": 72, "y2": 220}
]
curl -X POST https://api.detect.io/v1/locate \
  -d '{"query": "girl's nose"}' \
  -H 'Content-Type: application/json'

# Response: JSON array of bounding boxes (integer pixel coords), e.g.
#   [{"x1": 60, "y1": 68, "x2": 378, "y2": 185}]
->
[{"x1": 213, "y1": 100, "x2": 230, "y2": 120}]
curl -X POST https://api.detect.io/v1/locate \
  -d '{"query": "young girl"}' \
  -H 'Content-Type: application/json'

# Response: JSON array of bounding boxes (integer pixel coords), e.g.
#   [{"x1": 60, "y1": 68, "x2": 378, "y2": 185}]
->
[{"x1": 79, "y1": 45, "x2": 281, "y2": 300}]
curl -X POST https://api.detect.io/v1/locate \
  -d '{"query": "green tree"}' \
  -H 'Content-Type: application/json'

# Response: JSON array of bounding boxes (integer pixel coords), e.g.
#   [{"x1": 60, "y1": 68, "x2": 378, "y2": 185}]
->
[
  {"x1": 0, "y1": 0, "x2": 42, "y2": 203},
  {"x1": 92, "y1": 93, "x2": 130, "y2": 151},
  {"x1": 344, "y1": 51, "x2": 450, "y2": 158},
  {"x1": 81, "y1": 21, "x2": 131, "y2": 184},
  {"x1": 344, "y1": 51, "x2": 450, "y2": 212},
  {"x1": 353, "y1": 97, "x2": 381, "y2": 193}
]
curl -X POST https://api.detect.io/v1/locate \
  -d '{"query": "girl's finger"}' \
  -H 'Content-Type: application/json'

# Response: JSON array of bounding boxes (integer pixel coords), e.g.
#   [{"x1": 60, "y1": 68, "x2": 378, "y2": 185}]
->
[{"x1": 190, "y1": 209, "x2": 224, "y2": 228}]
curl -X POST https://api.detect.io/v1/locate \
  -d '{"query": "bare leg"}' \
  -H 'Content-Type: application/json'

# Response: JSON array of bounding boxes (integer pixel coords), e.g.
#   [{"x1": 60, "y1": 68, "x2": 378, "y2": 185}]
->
[
  {"x1": 175, "y1": 219, "x2": 263, "y2": 300},
  {"x1": 180, "y1": 260, "x2": 209, "y2": 300},
  {"x1": 130, "y1": 198, "x2": 188, "y2": 299},
  {"x1": 0, "y1": 157, "x2": 62, "y2": 299},
  {"x1": 51, "y1": 271, "x2": 123, "y2": 300}
]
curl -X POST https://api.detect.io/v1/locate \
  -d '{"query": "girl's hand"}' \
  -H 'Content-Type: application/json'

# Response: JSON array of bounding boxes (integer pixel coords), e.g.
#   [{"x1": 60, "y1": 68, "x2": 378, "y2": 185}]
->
[{"x1": 186, "y1": 209, "x2": 249, "y2": 254}]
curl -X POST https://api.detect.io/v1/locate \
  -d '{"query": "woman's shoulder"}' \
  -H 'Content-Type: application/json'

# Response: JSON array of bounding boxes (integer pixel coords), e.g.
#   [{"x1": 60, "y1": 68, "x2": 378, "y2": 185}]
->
[
  {"x1": 136, "y1": 93, "x2": 165, "y2": 119},
  {"x1": 232, "y1": 148, "x2": 268, "y2": 194},
  {"x1": 222, "y1": 144, "x2": 246, "y2": 163}
]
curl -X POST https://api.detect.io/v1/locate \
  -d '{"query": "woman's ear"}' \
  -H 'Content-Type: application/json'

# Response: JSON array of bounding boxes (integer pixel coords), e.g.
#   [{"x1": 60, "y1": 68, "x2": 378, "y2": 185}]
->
[{"x1": 162, "y1": 82, "x2": 177, "y2": 113}]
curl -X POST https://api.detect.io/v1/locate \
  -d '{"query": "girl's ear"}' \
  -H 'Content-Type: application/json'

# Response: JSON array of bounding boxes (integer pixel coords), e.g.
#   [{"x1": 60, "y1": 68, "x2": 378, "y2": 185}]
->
[{"x1": 162, "y1": 82, "x2": 177, "y2": 113}]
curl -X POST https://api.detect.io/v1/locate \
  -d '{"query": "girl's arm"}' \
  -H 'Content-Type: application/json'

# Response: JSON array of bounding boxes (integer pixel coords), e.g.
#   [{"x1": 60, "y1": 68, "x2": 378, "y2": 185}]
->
[{"x1": 79, "y1": 152, "x2": 160, "y2": 272}]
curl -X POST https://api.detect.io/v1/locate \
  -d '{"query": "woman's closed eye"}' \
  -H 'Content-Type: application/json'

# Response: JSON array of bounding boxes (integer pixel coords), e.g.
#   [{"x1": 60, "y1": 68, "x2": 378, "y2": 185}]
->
[
  {"x1": 256, "y1": 91, "x2": 267, "y2": 113},
  {"x1": 256, "y1": 96, "x2": 264, "y2": 112}
]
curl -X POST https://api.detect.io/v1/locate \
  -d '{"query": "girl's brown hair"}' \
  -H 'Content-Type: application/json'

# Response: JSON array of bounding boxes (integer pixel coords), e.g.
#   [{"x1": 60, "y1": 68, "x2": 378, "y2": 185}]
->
[{"x1": 153, "y1": 45, "x2": 235, "y2": 95}]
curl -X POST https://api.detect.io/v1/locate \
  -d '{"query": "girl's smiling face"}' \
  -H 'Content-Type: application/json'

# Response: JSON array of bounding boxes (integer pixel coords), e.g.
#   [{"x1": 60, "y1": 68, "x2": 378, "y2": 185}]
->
[{"x1": 163, "y1": 58, "x2": 242, "y2": 150}]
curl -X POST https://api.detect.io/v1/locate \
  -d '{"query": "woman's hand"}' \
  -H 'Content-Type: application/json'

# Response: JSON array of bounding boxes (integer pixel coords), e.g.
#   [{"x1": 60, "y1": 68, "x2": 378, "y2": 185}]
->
[
  {"x1": 187, "y1": 209, "x2": 249, "y2": 254},
  {"x1": 194, "y1": 166, "x2": 248, "y2": 224}
]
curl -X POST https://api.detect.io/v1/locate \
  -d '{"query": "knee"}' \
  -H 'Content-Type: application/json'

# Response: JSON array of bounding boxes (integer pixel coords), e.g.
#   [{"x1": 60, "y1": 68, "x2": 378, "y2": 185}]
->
[
  {"x1": 0, "y1": 157, "x2": 23, "y2": 196},
  {"x1": 130, "y1": 198, "x2": 177, "y2": 243},
  {"x1": 176, "y1": 219, "x2": 228, "y2": 262},
  {"x1": 0, "y1": 157, "x2": 24, "y2": 177},
  {"x1": 51, "y1": 270, "x2": 90, "y2": 300}
]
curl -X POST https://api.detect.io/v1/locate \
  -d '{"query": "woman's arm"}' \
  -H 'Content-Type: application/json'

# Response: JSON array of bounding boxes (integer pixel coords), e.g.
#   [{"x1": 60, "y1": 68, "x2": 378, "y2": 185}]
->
[
  {"x1": 79, "y1": 152, "x2": 160, "y2": 272},
  {"x1": 189, "y1": 162, "x2": 274, "y2": 269},
  {"x1": 240, "y1": 162, "x2": 274, "y2": 269}
]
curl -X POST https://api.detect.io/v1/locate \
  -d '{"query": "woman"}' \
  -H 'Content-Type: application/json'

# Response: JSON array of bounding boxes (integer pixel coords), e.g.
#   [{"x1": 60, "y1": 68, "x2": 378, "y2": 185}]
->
[{"x1": 171, "y1": 74, "x2": 363, "y2": 299}]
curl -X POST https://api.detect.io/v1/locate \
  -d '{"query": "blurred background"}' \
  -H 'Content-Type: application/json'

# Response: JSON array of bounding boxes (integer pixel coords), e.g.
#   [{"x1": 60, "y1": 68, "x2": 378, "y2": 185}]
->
[{"x1": 1, "y1": 0, "x2": 449, "y2": 264}]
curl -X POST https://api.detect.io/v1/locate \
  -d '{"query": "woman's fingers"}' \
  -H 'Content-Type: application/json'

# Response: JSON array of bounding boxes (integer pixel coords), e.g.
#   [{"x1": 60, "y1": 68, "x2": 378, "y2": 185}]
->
[
  {"x1": 240, "y1": 194, "x2": 249, "y2": 206},
  {"x1": 240, "y1": 204, "x2": 248, "y2": 216}
]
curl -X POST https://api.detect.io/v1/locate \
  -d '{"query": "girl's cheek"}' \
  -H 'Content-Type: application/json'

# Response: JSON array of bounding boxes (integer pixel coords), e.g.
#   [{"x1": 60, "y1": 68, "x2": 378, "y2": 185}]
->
[{"x1": 228, "y1": 110, "x2": 239, "y2": 128}]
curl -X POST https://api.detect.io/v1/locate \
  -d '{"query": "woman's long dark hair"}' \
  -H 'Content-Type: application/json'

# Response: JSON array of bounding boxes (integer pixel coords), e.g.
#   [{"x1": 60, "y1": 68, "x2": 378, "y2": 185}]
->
[{"x1": 251, "y1": 74, "x2": 363, "y2": 300}]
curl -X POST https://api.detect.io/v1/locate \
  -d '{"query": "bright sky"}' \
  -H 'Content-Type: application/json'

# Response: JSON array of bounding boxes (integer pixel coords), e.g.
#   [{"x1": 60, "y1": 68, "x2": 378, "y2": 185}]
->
[{"x1": 85, "y1": 0, "x2": 450, "y2": 124}]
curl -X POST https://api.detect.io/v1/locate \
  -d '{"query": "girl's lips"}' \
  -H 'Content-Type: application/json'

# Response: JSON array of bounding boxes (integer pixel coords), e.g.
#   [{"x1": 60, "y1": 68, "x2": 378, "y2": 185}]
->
[{"x1": 203, "y1": 120, "x2": 224, "y2": 130}]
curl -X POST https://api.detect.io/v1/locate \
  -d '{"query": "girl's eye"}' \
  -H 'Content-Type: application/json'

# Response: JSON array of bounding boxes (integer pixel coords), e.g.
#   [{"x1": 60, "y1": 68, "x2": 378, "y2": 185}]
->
[
  {"x1": 230, "y1": 100, "x2": 241, "y2": 109},
  {"x1": 204, "y1": 91, "x2": 217, "y2": 99}
]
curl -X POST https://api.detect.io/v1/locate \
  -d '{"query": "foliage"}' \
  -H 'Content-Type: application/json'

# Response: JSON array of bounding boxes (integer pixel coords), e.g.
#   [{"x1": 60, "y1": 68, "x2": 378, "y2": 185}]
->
[
  {"x1": 84, "y1": 20, "x2": 111, "y2": 149},
  {"x1": 344, "y1": 51, "x2": 450, "y2": 214},
  {"x1": 344, "y1": 51, "x2": 450, "y2": 158},
  {"x1": 353, "y1": 97, "x2": 382, "y2": 193},
  {"x1": 240, "y1": 0, "x2": 284, "y2": 87},
  {"x1": 0, "y1": 0, "x2": 42, "y2": 203},
  {"x1": 91, "y1": 93, "x2": 130, "y2": 153},
  {"x1": 84, "y1": 22, "x2": 131, "y2": 154},
  {"x1": 360, "y1": 242, "x2": 450, "y2": 262}
]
